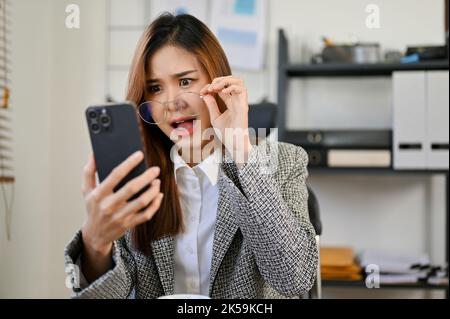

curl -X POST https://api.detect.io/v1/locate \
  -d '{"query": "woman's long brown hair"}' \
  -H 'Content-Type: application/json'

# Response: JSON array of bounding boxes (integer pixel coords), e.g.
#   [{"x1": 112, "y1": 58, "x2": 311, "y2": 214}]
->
[{"x1": 126, "y1": 13, "x2": 231, "y2": 255}]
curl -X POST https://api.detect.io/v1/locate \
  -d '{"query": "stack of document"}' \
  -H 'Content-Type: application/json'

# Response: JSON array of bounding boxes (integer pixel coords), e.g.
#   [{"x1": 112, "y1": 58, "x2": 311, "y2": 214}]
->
[
  {"x1": 321, "y1": 247, "x2": 362, "y2": 281},
  {"x1": 359, "y1": 250, "x2": 431, "y2": 284}
]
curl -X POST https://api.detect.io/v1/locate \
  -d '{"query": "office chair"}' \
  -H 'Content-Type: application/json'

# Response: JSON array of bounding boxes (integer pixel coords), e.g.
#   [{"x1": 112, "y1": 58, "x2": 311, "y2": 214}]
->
[
  {"x1": 248, "y1": 102, "x2": 323, "y2": 299},
  {"x1": 307, "y1": 186, "x2": 323, "y2": 299},
  {"x1": 247, "y1": 101, "x2": 277, "y2": 143}
]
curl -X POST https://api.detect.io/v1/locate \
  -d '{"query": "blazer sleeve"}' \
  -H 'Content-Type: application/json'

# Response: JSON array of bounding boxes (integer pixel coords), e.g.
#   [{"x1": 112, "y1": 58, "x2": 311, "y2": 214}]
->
[
  {"x1": 64, "y1": 230, "x2": 136, "y2": 298},
  {"x1": 220, "y1": 141, "x2": 319, "y2": 297}
]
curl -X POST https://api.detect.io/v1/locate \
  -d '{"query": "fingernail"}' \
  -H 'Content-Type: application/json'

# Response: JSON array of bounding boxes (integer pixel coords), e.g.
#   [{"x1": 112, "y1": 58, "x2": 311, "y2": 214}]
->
[
  {"x1": 153, "y1": 178, "x2": 160, "y2": 185},
  {"x1": 151, "y1": 166, "x2": 160, "y2": 174},
  {"x1": 208, "y1": 85, "x2": 214, "y2": 91},
  {"x1": 133, "y1": 151, "x2": 143, "y2": 159}
]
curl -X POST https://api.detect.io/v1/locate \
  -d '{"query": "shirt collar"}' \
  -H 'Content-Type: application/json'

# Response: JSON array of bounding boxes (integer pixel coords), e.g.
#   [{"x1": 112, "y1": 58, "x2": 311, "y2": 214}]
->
[{"x1": 170, "y1": 147, "x2": 220, "y2": 186}]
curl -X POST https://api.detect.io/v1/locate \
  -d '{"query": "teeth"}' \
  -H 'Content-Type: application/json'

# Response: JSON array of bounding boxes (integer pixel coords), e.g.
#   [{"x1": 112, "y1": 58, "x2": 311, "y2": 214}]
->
[{"x1": 174, "y1": 118, "x2": 195, "y2": 125}]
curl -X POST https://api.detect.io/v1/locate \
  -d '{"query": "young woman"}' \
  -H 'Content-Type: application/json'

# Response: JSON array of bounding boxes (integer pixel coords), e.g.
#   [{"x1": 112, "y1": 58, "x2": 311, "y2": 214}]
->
[{"x1": 64, "y1": 13, "x2": 318, "y2": 299}]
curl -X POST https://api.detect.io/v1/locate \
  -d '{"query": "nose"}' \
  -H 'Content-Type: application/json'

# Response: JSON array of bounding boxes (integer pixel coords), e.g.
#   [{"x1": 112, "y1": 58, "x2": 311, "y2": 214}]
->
[
  {"x1": 166, "y1": 92, "x2": 188, "y2": 113},
  {"x1": 165, "y1": 88, "x2": 177, "y2": 104}
]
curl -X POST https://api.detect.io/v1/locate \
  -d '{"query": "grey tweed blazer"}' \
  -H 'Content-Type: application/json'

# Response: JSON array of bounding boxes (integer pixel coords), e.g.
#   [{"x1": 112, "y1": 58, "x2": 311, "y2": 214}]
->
[{"x1": 64, "y1": 140, "x2": 318, "y2": 299}]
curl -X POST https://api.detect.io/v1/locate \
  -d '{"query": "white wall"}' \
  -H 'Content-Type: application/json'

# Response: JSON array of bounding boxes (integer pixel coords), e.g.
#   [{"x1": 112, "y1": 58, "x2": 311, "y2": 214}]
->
[
  {"x1": 0, "y1": 0, "x2": 54, "y2": 298},
  {"x1": 0, "y1": 0, "x2": 106, "y2": 298},
  {"x1": 48, "y1": 0, "x2": 106, "y2": 299},
  {"x1": 0, "y1": 0, "x2": 446, "y2": 298}
]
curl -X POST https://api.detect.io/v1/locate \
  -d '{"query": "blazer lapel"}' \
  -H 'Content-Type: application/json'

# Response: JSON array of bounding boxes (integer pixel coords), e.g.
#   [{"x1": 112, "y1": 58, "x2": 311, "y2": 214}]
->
[
  {"x1": 151, "y1": 236, "x2": 175, "y2": 296},
  {"x1": 209, "y1": 169, "x2": 239, "y2": 294},
  {"x1": 151, "y1": 168, "x2": 240, "y2": 296}
]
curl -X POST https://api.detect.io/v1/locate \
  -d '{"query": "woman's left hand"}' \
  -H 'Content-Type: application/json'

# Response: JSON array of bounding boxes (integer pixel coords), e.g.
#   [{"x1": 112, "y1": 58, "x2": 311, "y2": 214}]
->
[{"x1": 200, "y1": 76, "x2": 252, "y2": 164}]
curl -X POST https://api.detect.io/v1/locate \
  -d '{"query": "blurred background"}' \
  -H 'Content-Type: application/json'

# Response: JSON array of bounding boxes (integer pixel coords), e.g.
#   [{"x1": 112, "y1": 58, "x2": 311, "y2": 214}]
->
[{"x1": 0, "y1": 0, "x2": 448, "y2": 298}]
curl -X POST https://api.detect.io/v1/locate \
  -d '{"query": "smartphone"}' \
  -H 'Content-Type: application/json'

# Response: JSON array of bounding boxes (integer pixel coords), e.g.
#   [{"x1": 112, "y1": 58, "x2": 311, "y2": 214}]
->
[{"x1": 86, "y1": 103, "x2": 149, "y2": 201}]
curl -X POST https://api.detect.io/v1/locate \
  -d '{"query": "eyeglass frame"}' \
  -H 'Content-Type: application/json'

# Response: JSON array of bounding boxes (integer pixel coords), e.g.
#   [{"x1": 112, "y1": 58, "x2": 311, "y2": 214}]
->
[{"x1": 137, "y1": 91, "x2": 204, "y2": 125}]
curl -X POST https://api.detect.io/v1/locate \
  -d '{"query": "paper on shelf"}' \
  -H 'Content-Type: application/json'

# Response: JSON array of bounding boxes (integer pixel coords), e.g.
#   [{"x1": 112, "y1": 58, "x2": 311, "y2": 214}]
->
[
  {"x1": 359, "y1": 250, "x2": 430, "y2": 274},
  {"x1": 210, "y1": 0, "x2": 267, "y2": 70}
]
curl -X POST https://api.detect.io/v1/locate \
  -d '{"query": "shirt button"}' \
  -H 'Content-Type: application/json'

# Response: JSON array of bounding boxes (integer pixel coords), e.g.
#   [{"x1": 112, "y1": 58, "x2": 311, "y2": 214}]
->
[{"x1": 186, "y1": 246, "x2": 194, "y2": 254}]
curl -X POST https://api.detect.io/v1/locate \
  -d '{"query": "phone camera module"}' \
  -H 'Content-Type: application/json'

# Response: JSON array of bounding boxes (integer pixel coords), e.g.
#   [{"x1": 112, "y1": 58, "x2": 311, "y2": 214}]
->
[
  {"x1": 91, "y1": 123, "x2": 101, "y2": 134},
  {"x1": 88, "y1": 110, "x2": 98, "y2": 119},
  {"x1": 99, "y1": 113, "x2": 111, "y2": 127}
]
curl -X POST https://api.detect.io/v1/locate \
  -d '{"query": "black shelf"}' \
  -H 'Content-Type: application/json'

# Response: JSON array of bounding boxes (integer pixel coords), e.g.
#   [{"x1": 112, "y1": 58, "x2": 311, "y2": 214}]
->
[
  {"x1": 285, "y1": 60, "x2": 449, "y2": 77},
  {"x1": 276, "y1": 29, "x2": 449, "y2": 141},
  {"x1": 283, "y1": 129, "x2": 392, "y2": 149},
  {"x1": 277, "y1": 28, "x2": 450, "y2": 299},
  {"x1": 323, "y1": 280, "x2": 449, "y2": 290}
]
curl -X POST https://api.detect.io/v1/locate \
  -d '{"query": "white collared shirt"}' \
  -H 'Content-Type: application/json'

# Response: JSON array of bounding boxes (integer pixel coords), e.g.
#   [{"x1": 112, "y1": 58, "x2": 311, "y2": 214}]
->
[{"x1": 171, "y1": 148, "x2": 220, "y2": 296}]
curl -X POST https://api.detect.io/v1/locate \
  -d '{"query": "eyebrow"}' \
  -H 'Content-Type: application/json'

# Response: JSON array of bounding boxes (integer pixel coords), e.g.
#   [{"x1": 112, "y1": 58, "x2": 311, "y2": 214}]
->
[{"x1": 146, "y1": 69, "x2": 198, "y2": 84}]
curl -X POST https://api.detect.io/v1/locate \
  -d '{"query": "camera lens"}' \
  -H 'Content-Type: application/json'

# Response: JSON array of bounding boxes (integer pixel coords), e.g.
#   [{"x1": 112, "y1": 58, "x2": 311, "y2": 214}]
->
[
  {"x1": 99, "y1": 113, "x2": 111, "y2": 127},
  {"x1": 91, "y1": 123, "x2": 101, "y2": 134},
  {"x1": 88, "y1": 110, "x2": 97, "y2": 119}
]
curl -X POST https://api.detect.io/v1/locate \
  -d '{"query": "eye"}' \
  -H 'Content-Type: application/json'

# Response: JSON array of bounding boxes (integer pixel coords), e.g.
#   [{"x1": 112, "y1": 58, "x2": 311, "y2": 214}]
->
[
  {"x1": 147, "y1": 85, "x2": 161, "y2": 94},
  {"x1": 180, "y1": 78, "x2": 193, "y2": 87}
]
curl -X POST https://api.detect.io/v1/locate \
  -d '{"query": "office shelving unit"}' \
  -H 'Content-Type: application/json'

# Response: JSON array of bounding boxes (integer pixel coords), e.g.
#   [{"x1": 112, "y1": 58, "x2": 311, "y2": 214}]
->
[
  {"x1": 285, "y1": 60, "x2": 450, "y2": 77},
  {"x1": 277, "y1": 29, "x2": 450, "y2": 140},
  {"x1": 277, "y1": 29, "x2": 450, "y2": 297}
]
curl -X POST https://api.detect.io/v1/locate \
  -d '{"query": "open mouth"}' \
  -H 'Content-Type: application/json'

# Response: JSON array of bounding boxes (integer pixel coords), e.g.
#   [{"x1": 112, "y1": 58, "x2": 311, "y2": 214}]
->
[
  {"x1": 170, "y1": 115, "x2": 198, "y2": 136},
  {"x1": 171, "y1": 115, "x2": 196, "y2": 127}
]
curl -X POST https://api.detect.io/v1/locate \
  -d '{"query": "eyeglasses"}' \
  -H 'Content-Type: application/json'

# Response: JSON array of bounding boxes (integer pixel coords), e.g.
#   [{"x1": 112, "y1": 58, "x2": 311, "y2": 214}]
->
[{"x1": 138, "y1": 91, "x2": 203, "y2": 125}]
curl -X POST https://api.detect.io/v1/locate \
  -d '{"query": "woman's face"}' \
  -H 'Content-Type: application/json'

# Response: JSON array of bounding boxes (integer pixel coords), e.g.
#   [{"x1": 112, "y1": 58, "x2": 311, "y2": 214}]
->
[{"x1": 145, "y1": 45, "x2": 213, "y2": 154}]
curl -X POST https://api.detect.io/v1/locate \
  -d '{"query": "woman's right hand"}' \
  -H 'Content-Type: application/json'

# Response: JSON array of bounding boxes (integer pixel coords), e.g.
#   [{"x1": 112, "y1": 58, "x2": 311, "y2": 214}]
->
[{"x1": 81, "y1": 150, "x2": 163, "y2": 257}]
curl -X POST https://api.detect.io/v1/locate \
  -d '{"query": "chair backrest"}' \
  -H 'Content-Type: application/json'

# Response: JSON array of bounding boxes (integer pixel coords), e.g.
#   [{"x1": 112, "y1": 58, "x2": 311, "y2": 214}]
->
[
  {"x1": 248, "y1": 102, "x2": 277, "y2": 140},
  {"x1": 307, "y1": 186, "x2": 322, "y2": 236},
  {"x1": 248, "y1": 102, "x2": 322, "y2": 236}
]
